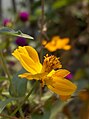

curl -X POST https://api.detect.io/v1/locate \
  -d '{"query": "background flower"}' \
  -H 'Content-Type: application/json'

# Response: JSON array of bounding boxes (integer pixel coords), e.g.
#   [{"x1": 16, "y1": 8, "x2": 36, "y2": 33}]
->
[
  {"x1": 65, "y1": 73, "x2": 73, "y2": 80},
  {"x1": 15, "y1": 37, "x2": 28, "y2": 46},
  {"x1": 3, "y1": 18, "x2": 12, "y2": 27},
  {"x1": 19, "y1": 11, "x2": 29, "y2": 22},
  {"x1": 43, "y1": 36, "x2": 71, "y2": 52}
]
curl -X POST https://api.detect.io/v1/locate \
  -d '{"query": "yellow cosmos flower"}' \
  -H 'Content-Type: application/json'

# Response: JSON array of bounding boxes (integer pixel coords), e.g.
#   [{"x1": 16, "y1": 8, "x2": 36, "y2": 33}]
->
[
  {"x1": 12, "y1": 46, "x2": 77, "y2": 101},
  {"x1": 42, "y1": 36, "x2": 71, "y2": 52}
]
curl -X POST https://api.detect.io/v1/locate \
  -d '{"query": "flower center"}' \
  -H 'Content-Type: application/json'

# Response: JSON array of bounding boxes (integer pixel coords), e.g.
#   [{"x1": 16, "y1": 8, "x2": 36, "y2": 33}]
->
[{"x1": 41, "y1": 54, "x2": 62, "y2": 73}]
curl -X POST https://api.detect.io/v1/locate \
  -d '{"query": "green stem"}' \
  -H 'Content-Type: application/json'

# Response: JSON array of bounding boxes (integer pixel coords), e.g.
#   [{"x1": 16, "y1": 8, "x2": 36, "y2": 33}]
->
[
  {"x1": 39, "y1": 0, "x2": 45, "y2": 100},
  {"x1": 11, "y1": 81, "x2": 38, "y2": 116},
  {"x1": 0, "y1": 50, "x2": 11, "y2": 82},
  {"x1": 41, "y1": 0, "x2": 44, "y2": 35},
  {"x1": 0, "y1": 50, "x2": 17, "y2": 96},
  {"x1": 19, "y1": 108, "x2": 24, "y2": 119}
]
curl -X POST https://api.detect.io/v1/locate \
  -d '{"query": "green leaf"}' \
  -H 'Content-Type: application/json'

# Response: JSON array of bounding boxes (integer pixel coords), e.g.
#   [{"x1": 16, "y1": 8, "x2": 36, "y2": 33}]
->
[
  {"x1": 9, "y1": 69, "x2": 27, "y2": 97},
  {"x1": 0, "y1": 27, "x2": 34, "y2": 39},
  {"x1": 52, "y1": 0, "x2": 78, "y2": 9},
  {"x1": 52, "y1": 0, "x2": 68, "y2": 9},
  {"x1": 0, "y1": 98, "x2": 21, "y2": 113}
]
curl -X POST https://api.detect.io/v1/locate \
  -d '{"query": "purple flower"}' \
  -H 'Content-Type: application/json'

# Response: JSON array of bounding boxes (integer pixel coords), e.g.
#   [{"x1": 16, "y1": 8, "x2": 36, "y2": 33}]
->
[
  {"x1": 3, "y1": 18, "x2": 11, "y2": 26},
  {"x1": 19, "y1": 11, "x2": 29, "y2": 22},
  {"x1": 15, "y1": 37, "x2": 28, "y2": 46},
  {"x1": 65, "y1": 73, "x2": 73, "y2": 80}
]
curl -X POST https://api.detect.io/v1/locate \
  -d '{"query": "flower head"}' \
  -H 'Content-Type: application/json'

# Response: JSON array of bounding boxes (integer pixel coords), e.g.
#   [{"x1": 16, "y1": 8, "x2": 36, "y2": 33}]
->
[
  {"x1": 3, "y1": 18, "x2": 12, "y2": 27},
  {"x1": 12, "y1": 46, "x2": 77, "y2": 101},
  {"x1": 42, "y1": 36, "x2": 71, "y2": 52},
  {"x1": 15, "y1": 37, "x2": 28, "y2": 46},
  {"x1": 41, "y1": 54, "x2": 62, "y2": 73},
  {"x1": 19, "y1": 11, "x2": 29, "y2": 22}
]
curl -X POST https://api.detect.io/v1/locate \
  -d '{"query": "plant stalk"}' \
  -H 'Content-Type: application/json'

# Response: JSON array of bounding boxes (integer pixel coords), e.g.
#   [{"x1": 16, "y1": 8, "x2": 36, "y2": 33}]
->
[{"x1": 11, "y1": 81, "x2": 38, "y2": 116}]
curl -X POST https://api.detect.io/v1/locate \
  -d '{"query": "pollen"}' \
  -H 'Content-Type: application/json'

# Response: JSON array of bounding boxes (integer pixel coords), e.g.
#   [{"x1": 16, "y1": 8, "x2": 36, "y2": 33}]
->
[{"x1": 41, "y1": 54, "x2": 62, "y2": 73}]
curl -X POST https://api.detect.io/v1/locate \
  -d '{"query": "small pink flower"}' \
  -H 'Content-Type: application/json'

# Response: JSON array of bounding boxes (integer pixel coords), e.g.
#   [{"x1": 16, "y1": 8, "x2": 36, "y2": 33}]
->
[
  {"x1": 3, "y1": 18, "x2": 11, "y2": 26},
  {"x1": 19, "y1": 11, "x2": 29, "y2": 22},
  {"x1": 65, "y1": 73, "x2": 73, "y2": 80}
]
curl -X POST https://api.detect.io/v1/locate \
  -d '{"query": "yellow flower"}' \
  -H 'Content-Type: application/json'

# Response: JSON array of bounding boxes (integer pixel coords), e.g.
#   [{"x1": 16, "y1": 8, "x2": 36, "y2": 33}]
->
[
  {"x1": 12, "y1": 46, "x2": 77, "y2": 101},
  {"x1": 42, "y1": 36, "x2": 71, "y2": 52}
]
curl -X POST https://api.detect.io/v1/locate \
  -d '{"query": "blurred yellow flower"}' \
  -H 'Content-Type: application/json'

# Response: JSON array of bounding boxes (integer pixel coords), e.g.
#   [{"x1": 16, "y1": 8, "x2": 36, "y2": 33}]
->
[
  {"x1": 42, "y1": 36, "x2": 71, "y2": 52},
  {"x1": 12, "y1": 46, "x2": 77, "y2": 101}
]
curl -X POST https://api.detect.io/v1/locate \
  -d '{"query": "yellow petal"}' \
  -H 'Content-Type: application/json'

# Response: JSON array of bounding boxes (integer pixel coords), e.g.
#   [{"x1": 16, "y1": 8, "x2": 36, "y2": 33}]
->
[
  {"x1": 20, "y1": 54, "x2": 42, "y2": 73},
  {"x1": 12, "y1": 49, "x2": 21, "y2": 60},
  {"x1": 52, "y1": 69, "x2": 70, "y2": 77},
  {"x1": 46, "y1": 77, "x2": 77, "y2": 96},
  {"x1": 57, "y1": 38, "x2": 70, "y2": 49},
  {"x1": 19, "y1": 72, "x2": 47, "y2": 80},
  {"x1": 45, "y1": 44, "x2": 57, "y2": 52},
  {"x1": 62, "y1": 38, "x2": 70, "y2": 45},
  {"x1": 47, "y1": 70, "x2": 55, "y2": 77},
  {"x1": 63, "y1": 45, "x2": 71, "y2": 50},
  {"x1": 12, "y1": 49, "x2": 36, "y2": 74},
  {"x1": 42, "y1": 40, "x2": 47, "y2": 45},
  {"x1": 44, "y1": 36, "x2": 60, "y2": 52},
  {"x1": 51, "y1": 36, "x2": 60, "y2": 42},
  {"x1": 12, "y1": 46, "x2": 42, "y2": 74},
  {"x1": 18, "y1": 55, "x2": 37, "y2": 74},
  {"x1": 24, "y1": 46, "x2": 40, "y2": 63}
]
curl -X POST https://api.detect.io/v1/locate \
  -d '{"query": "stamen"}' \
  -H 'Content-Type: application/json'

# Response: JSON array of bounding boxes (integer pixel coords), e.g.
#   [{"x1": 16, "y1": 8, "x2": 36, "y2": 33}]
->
[{"x1": 41, "y1": 54, "x2": 62, "y2": 73}]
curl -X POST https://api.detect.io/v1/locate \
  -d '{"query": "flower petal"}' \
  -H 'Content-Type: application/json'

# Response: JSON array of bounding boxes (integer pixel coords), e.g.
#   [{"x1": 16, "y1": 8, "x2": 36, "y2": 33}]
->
[
  {"x1": 52, "y1": 69, "x2": 70, "y2": 77},
  {"x1": 19, "y1": 72, "x2": 47, "y2": 80},
  {"x1": 12, "y1": 46, "x2": 42, "y2": 74},
  {"x1": 46, "y1": 77, "x2": 77, "y2": 96},
  {"x1": 45, "y1": 44, "x2": 57, "y2": 52},
  {"x1": 63, "y1": 45, "x2": 71, "y2": 50},
  {"x1": 62, "y1": 38, "x2": 70, "y2": 45},
  {"x1": 20, "y1": 54, "x2": 42, "y2": 73},
  {"x1": 24, "y1": 46, "x2": 40, "y2": 63},
  {"x1": 12, "y1": 49, "x2": 21, "y2": 60}
]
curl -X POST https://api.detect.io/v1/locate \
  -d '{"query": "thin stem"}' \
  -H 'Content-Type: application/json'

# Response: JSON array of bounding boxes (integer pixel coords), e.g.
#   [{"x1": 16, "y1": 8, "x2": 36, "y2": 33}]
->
[
  {"x1": 41, "y1": 0, "x2": 45, "y2": 35},
  {"x1": 11, "y1": 81, "x2": 38, "y2": 116},
  {"x1": 38, "y1": 0, "x2": 45, "y2": 103},
  {"x1": 0, "y1": 50, "x2": 17, "y2": 95},
  {"x1": 12, "y1": 0, "x2": 17, "y2": 13},
  {"x1": 19, "y1": 108, "x2": 24, "y2": 119},
  {"x1": 39, "y1": 0, "x2": 45, "y2": 63},
  {"x1": 0, "y1": 50, "x2": 11, "y2": 82}
]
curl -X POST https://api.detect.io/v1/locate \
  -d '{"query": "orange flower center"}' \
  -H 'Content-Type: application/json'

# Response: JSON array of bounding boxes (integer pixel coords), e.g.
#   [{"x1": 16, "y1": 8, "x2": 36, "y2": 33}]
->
[{"x1": 41, "y1": 54, "x2": 62, "y2": 73}]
